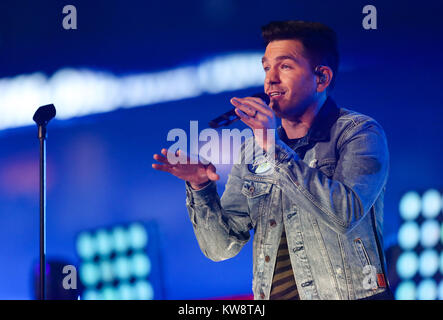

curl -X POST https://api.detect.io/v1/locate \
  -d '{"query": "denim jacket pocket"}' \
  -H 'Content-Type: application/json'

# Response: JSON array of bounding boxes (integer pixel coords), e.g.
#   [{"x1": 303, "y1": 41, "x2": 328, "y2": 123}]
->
[
  {"x1": 241, "y1": 179, "x2": 272, "y2": 229},
  {"x1": 241, "y1": 180, "x2": 272, "y2": 198}
]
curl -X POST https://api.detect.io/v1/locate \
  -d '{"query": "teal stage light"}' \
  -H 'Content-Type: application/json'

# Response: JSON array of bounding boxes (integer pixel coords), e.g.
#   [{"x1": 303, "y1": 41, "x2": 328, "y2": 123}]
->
[
  {"x1": 420, "y1": 220, "x2": 440, "y2": 248},
  {"x1": 395, "y1": 281, "x2": 416, "y2": 300},
  {"x1": 399, "y1": 191, "x2": 421, "y2": 221},
  {"x1": 79, "y1": 262, "x2": 100, "y2": 287},
  {"x1": 396, "y1": 251, "x2": 418, "y2": 279},
  {"x1": 128, "y1": 223, "x2": 148, "y2": 250},
  {"x1": 112, "y1": 227, "x2": 129, "y2": 254},
  {"x1": 75, "y1": 222, "x2": 158, "y2": 300},
  {"x1": 398, "y1": 221, "x2": 420, "y2": 250},
  {"x1": 417, "y1": 279, "x2": 437, "y2": 300},
  {"x1": 419, "y1": 250, "x2": 439, "y2": 278},
  {"x1": 422, "y1": 189, "x2": 441, "y2": 219},
  {"x1": 395, "y1": 189, "x2": 443, "y2": 300},
  {"x1": 76, "y1": 232, "x2": 96, "y2": 261}
]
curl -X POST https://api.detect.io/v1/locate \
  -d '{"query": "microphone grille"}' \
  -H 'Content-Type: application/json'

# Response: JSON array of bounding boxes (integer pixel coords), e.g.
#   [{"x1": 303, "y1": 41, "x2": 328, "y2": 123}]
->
[
  {"x1": 252, "y1": 92, "x2": 270, "y2": 105},
  {"x1": 33, "y1": 104, "x2": 56, "y2": 126}
]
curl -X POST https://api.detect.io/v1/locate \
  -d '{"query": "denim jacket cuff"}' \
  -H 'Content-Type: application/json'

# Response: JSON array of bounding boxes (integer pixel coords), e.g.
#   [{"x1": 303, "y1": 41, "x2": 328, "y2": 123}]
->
[{"x1": 185, "y1": 180, "x2": 217, "y2": 205}]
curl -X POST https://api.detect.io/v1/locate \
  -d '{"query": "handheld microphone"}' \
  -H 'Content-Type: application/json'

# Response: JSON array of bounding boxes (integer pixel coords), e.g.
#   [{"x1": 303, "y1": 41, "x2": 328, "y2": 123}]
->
[{"x1": 208, "y1": 93, "x2": 270, "y2": 128}]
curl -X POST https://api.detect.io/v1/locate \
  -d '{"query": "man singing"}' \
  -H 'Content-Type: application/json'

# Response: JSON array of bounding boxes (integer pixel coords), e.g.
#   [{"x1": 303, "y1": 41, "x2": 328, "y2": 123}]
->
[{"x1": 152, "y1": 20, "x2": 392, "y2": 300}]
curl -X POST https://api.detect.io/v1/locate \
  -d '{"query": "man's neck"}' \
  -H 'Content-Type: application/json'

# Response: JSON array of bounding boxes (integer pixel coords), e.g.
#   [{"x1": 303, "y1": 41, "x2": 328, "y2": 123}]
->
[{"x1": 281, "y1": 95, "x2": 327, "y2": 140}]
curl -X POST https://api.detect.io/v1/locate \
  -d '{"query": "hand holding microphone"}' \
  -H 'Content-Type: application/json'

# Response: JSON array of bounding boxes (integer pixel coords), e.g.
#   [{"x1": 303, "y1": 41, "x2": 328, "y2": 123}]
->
[
  {"x1": 208, "y1": 93, "x2": 270, "y2": 128},
  {"x1": 229, "y1": 93, "x2": 277, "y2": 152}
]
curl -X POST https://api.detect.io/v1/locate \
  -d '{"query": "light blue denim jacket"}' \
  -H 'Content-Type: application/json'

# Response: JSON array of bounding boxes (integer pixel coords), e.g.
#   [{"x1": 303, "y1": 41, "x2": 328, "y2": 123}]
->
[{"x1": 185, "y1": 97, "x2": 390, "y2": 300}]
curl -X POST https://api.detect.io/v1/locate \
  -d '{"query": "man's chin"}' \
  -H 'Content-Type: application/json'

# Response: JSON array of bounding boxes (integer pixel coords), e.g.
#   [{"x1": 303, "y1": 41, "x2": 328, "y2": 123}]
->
[
  {"x1": 270, "y1": 101, "x2": 282, "y2": 116},
  {"x1": 271, "y1": 101, "x2": 299, "y2": 119},
  {"x1": 273, "y1": 97, "x2": 316, "y2": 120}
]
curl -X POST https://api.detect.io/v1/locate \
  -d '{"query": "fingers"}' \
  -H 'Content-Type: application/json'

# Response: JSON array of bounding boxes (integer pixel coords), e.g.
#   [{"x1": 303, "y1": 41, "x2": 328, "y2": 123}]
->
[
  {"x1": 155, "y1": 148, "x2": 186, "y2": 163},
  {"x1": 152, "y1": 148, "x2": 220, "y2": 183},
  {"x1": 234, "y1": 108, "x2": 255, "y2": 127},
  {"x1": 243, "y1": 97, "x2": 274, "y2": 117},
  {"x1": 231, "y1": 96, "x2": 275, "y2": 132},
  {"x1": 206, "y1": 164, "x2": 220, "y2": 181},
  {"x1": 232, "y1": 99, "x2": 269, "y2": 130},
  {"x1": 153, "y1": 148, "x2": 178, "y2": 166},
  {"x1": 151, "y1": 162, "x2": 172, "y2": 173},
  {"x1": 153, "y1": 152, "x2": 169, "y2": 164},
  {"x1": 231, "y1": 98, "x2": 254, "y2": 117},
  {"x1": 152, "y1": 148, "x2": 175, "y2": 171},
  {"x1": 230, "y1": 97, "x2": 273, "y2": 118},
  {"x1": 152, "y1": 150, "x2": 186, "y2": 175}
]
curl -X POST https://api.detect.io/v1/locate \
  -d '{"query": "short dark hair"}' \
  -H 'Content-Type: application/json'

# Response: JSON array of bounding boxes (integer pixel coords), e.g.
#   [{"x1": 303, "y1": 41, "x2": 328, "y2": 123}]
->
[{"x1": 261, "y1": 20, "x2": 339, "y2": 89}]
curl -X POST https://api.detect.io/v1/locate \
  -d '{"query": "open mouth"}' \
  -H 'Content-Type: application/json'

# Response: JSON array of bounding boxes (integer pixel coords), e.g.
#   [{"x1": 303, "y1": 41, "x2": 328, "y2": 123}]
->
[{"x1": 269, "y1": 91, "x2": 285, "y2": 98}]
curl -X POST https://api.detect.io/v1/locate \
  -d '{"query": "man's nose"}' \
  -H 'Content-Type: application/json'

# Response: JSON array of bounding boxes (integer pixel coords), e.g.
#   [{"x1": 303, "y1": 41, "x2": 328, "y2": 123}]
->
[{"x1": 265, "y1": 68, "x2": 280, "y2": 86}]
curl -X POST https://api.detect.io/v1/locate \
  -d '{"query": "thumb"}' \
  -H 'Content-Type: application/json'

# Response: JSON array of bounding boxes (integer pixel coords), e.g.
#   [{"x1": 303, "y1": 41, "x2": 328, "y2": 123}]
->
[{"x1": 205, "y1": 164, "x2": 220, "y2": 181}]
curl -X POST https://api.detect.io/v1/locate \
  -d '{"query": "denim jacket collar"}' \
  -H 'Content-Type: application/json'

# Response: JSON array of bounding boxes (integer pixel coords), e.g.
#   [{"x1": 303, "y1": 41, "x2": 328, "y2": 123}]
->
[{"x1": 277, "y1": 96, "x2": 341, "y2": 145}]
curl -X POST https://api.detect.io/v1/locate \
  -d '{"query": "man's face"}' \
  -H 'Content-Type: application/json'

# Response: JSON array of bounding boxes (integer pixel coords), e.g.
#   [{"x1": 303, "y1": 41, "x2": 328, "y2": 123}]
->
[{"x1": 262, "y1": 39, "x2": 318, "y2": 119}]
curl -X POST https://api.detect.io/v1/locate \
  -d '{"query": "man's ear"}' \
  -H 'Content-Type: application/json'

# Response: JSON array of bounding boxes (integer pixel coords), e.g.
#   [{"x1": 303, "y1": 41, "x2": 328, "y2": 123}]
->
[{"x1": 314, "y1": 65, "x2": 333, "y2": 93}]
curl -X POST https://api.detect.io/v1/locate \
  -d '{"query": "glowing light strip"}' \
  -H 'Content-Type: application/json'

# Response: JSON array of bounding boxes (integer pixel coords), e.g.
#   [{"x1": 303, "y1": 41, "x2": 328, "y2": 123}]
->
[{"x1": 0, "y1": 52, "x2": 264, "y2": 131}]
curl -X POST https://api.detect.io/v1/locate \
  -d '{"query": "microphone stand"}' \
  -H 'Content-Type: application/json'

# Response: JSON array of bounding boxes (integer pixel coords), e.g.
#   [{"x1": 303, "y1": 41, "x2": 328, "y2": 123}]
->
[
  {"x1": 38, "y1": 123, "x2": 47, "y2": 300},
  {"x1": 33, "y1": 104, "x2": 56, "y2": 300}
]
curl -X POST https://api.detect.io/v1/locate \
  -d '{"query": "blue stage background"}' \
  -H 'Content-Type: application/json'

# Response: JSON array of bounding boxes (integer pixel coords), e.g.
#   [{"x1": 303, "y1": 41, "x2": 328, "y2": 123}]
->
[{"x1": 0, "y1": 0, "x2": 442, "y2": 299}]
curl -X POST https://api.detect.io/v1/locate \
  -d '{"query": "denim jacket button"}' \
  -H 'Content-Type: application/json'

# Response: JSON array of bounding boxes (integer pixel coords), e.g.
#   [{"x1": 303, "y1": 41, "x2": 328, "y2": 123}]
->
[
  {"x1": 249, "y1": 186, "x2": 255, "y2": 193},
  {"x1": 265, "y1": 255, "x2": 270, "y2": 262},
  {"x1": 269, "y1": 219, "x2": 277, "y2": 227},
  {"x1": 309, "y1": 159, "x2": 318, "y2": 168}
]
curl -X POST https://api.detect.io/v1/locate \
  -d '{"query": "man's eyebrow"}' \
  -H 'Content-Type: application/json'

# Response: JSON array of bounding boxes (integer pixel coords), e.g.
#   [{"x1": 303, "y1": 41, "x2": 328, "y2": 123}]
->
[{"x1": 261, "y1": 55, "x2": 299, "y2": 64}]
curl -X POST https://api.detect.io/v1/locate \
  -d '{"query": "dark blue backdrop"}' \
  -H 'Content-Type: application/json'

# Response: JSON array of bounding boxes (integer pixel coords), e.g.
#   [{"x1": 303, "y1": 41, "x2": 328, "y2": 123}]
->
[{"x1": 0, "y1": 0, "x2": 442, "y2": 299}]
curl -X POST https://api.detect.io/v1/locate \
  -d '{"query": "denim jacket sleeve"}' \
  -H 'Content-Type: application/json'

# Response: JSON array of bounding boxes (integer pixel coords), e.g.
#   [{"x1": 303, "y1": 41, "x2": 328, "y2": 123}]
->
[
  {"x1": 185, "y1": 162, "x2": 253, "y2": 261},
  {"x1": 266, "y1": 117, "x2": 389, "y2": 234}
]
